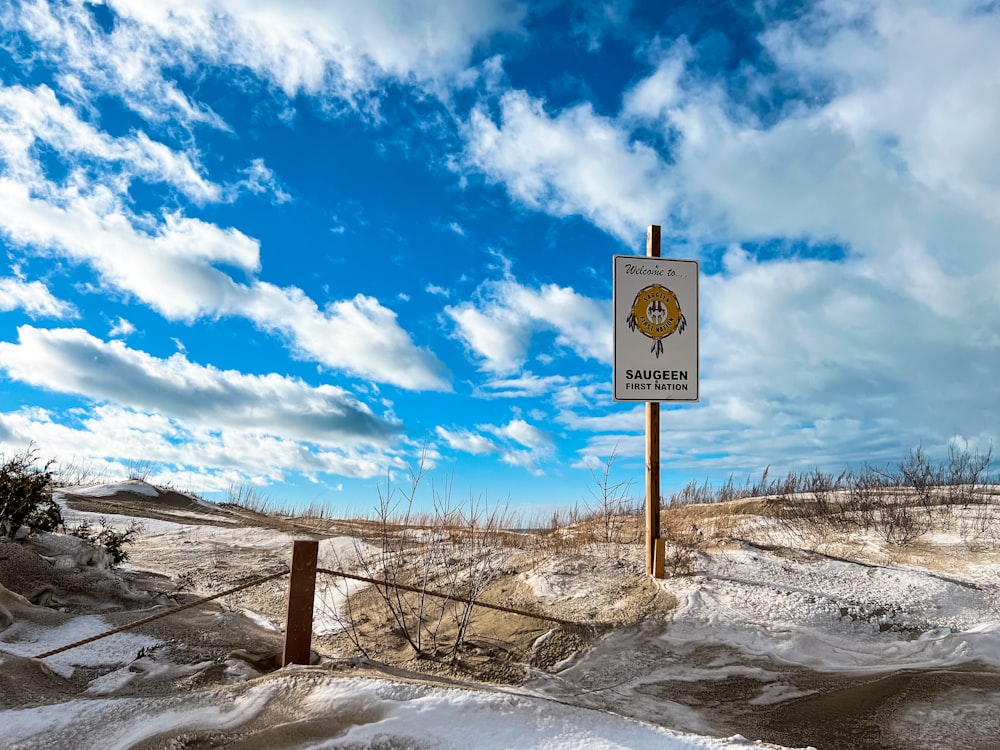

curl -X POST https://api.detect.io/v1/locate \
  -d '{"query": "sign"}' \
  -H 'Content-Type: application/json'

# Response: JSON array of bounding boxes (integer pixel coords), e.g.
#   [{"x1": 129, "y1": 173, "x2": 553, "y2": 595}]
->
[{"x1": 613, "y1": 255, "x2": 699, "y2": 402}]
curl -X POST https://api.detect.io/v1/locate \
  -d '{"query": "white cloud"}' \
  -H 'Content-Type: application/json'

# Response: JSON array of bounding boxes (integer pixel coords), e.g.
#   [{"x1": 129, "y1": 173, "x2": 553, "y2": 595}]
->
[
  {"x1": 0, "y1": 277, "x2": 76, "y2": 318},
  {"x1": 0, "y1": 325, "x2": 401, "y2": 446},
  {"x1": 446, "y1": 278, "x2": 611, "y2": 373},
  {"x1": 446, "y1": 301, "x2": 532, "y2": 374},
  {"x1": 621, "y1": 46, "x2": 688, "y2": 121},
  {"x1": 233, "y1": 158, "x2": 291, "y2": 204},
  {"x1": 252, "y1": 287, "x2": 451, "y2": 391},
  {"x1": 436, "y1": 418, "x2": 554, "y2": 475},
  {"x1": 0, "y1": 403, "x2": 402, "y2": 485},
  {"x1": 0, "y1": 179, "x2": 449, "y2": 389},
  {"x1": 760, "y1": 0, "x2": 1000, "y2": 221},
  {"x1": 495, "y1": 418, "x2": 552, "y2": 451},
  {"x1": 0, "y1": 84, "x2": 223, "y2": 202},
  {"x1": 108, "y1": 316, "x2": 136, "y2": 338},
  {"x1": 10, "y1": 0, "x2": 527, "y2": 119},
  {"x1": 435, "y1": 426, "x2": 498, "y2": 455},
  {"x1": 0, "y1": 176, "x2": 257, "y2": 316},
  {"x1": 450, "y1": 1, "x2": 1000, "y2": 473},
  {"x1": 477, "y1": 372, "x2": 571, "y2": 399},
  {"x1": 551, "y1": 381, "x2": 607, "y2": 409},
  {"x1": 487, "y1": 418, "x2": 555, "y2": 475},
  {"x1": 9, "y1": 1, "x2": 230, "y2": 128},
  {"x1": 425, "y1": 284, "x2": 451, "y2": 297},
  {"x1": 504, "y1": 282, "x2": 611, "y2": 362},
  {"x1": 465, "y1": 90, "x2": 674, "y2": 243},
  {"x1": 0, "y1": 324, "x2": 417, "y2": 483}
]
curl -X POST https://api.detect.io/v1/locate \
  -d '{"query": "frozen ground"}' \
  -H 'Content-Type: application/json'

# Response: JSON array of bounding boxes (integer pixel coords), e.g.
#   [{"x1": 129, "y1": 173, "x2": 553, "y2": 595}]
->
[{"x1": 1, "y1": 481, "x2": 999, "y2": 749}]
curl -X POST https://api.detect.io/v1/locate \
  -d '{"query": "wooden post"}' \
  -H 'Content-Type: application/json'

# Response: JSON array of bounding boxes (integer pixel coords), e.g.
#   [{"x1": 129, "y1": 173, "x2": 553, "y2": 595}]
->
[
  {"x1": 282, "y1": 539, "x2": 319, "y2": 667},
  {"x1": 653, "y1": 537, "x2": 666, "y2": 580},
  {"x1": 646, "y1": 224, "x2": 661, "y2": 577}
]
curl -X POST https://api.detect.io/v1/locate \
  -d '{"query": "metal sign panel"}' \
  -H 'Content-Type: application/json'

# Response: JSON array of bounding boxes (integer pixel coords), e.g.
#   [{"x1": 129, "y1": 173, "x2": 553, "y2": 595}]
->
[{"x1": 613, "y1": 255, "x2": 699, "y2": 402}]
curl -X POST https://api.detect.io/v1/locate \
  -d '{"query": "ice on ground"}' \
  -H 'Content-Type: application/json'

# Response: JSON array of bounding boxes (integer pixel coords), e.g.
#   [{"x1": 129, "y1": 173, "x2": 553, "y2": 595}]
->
[
  {"x1": 85, "y1": 655, "x2": 215, "y2": 695},
  {"x1": 2, "y1": 682, "x2": 277, "y2": 750},
  {"x1": 522, "y1": 555, "x2": 615, "y2": 600},
  {"x1": 656, "y1": 544, "x2": 1000, "y2": 673},
  {"x1": 0, "y1": 613, "x2": 160, "y2": 677},
  {"x1": 30, "y1": 531, "x2": 114, "y2": 570},
  {"x1": 65, "y1": 481, "x2": 161, "y2": 498},
  {"x1": 313, "y1": 536, "x2": 379, "y2": 635},
  {"x1": 0, "y1": 675, "x2": 803, "y2": 750}
]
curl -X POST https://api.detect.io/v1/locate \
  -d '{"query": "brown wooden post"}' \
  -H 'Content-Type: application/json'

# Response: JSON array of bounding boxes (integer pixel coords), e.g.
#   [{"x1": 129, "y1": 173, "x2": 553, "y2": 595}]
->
[
  {"x1": 282, "y1": 539, "x2": 319, "y2": 667},
  {"x1": 653, "y1": 537, "x2": 666, "y2": 579},
  {"x1": 646, "y1": 224, "x2": 662, "y2": 577}
]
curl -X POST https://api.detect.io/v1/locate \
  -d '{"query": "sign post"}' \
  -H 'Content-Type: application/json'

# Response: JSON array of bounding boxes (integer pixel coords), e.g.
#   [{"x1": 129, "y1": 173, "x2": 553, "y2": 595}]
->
[{"x1": 613, "y1": 226, "x2": 699, "y2": 576}]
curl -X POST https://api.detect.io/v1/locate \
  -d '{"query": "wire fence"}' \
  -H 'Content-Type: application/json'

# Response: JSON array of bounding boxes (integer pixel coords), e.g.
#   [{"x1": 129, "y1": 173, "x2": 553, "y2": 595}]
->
[
  {"x1": 316, "y1": 567, "x2": 573, "y2": 626},
  {"x1": 33, "y1": 570, "x2": 288, "y2": 660},
  {"x1": 31, "y1": 551, "x2": 577, "y2": 662}
]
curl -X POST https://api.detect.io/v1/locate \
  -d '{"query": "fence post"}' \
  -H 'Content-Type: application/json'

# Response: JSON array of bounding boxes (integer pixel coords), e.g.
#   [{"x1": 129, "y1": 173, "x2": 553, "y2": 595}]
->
[
  {"x1": 652, "y1": 537, "x2": 666, "y2": 579},
  {"x1": 282, "y1": 539, "x2": 319, "y2": 667}
]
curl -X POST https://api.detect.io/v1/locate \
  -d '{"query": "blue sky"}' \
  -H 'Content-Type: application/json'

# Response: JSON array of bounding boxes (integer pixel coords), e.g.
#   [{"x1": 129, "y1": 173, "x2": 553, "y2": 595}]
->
[{"x1": 1, "y1": 0, "x2": 999, "y2": 516}]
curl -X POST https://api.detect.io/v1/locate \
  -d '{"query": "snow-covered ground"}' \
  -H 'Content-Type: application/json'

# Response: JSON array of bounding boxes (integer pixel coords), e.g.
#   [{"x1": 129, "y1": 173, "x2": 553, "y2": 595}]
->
[{"x1": 2, "y1": 481, "x2": 999, "y2": 748}]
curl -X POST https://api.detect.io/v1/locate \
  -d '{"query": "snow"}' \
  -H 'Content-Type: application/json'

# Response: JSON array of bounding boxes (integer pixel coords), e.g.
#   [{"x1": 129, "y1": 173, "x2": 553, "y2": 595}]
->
[
  {"x1": 313, "y1": 536, "x2": 378, "y2": 635},
  {"x1": 1, "y1": 614, "x2": 160, "y2": 678},
  {"x1": 85, "y1": 656, "x2": 215, "y2": 695},
  {"x1": 655, "y1": 544, "x2": 1000, "y2": 674},
  {"x1": 524, "y1": 561, "x2": 591, "y2": 599},
  {"x1": 66, "y1": 481, "x2": 161, "y2": 498},
  {"x1": 30, "y1": 531, "x2": 114, "y2": 569},
  {"x1": 1, "y1": 675, "x2": 796, "y2": 750},
  {"x1": 4, "y1": 482, "x2": 1000, "y2": 748},
  {"x1": 3, "y1": 683, "x2": 278, "y2": 750},
  {"x1": 298, "y1": 678, "x2": 770, "y2": 750}
]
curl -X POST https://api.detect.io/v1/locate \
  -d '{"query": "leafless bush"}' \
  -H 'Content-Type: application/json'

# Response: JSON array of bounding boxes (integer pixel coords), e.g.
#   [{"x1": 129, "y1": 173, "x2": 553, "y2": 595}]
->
[
  {"x1": 667, "y1": 467, "x2": 833, "y2": 510},
  {"x1": 658, "y1": 513, "x2": 703, "y2": 576},
  {"x1": 895, "y1": 447, "x2": 940, "y2": 511},
  {"x1": 843, "y1": 466, "x2": 895, "y2": 532},
  {"x1": 50, "y1": 456, "x2": 109, "y2": 487},
  {"x1": 769, "y1": 447, "x2": 999, "y2": 547},
  {"x1": 960, "y1": 499, "x2": 1000, "y2": 542},
  {"x1": 124, "y1": 457, "x2": 155, "y2": 482},
  {"x1": 580, "y1": 450, "x2": 641, "y2": 555},
  {"x1": 942, "y1": 444, "x2": 993, "y2": 508},
  {"x1": 668, "y1": 479, "x2": 715, "y2": 507},
  {"x1": 872, "y1": 498, "x2": 933, "y2": 545},
  {"x1": 772, "y1": 468, "x2": 847, "y2": 530},
  {"x1": 223, "y1": 481, "x2": 273, "y2": 513},
  {"x1": 439, "y1": 488, "x2": 518, "y2": 656},
  {"x1": 342, "y1": 458, "x2": 518, "y2": 662}
]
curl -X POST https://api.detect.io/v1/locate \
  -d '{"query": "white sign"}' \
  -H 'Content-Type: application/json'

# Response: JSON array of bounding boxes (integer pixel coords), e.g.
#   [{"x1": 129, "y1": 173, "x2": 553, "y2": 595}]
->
[{"x1": 613, "y1": 255, "x2": 699, "y2": 402}]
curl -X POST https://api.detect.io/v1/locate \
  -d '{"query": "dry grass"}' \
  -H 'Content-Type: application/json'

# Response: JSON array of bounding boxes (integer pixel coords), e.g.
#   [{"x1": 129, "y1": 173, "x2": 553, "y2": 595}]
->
[{"x1": 40, "y1": 442, "x2": 1000, "y2": 689}]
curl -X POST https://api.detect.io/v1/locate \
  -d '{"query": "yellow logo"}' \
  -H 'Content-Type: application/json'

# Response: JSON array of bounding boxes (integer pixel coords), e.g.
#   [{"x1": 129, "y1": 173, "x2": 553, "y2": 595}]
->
[{"x1": 626, "y1": 284, "x2": 686, "y2": 357}]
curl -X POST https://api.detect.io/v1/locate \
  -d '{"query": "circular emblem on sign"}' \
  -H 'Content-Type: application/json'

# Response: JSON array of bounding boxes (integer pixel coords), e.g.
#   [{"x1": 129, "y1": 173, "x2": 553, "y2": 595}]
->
[{"x1": 626, "y1": 284, "x2": 686, "y2": 358}]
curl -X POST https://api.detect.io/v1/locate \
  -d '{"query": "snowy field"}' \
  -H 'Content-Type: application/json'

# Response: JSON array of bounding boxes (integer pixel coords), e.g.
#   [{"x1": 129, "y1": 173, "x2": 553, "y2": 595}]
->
[{"x1": 2, "y1": 481, "x2": 999, "y2": 749}]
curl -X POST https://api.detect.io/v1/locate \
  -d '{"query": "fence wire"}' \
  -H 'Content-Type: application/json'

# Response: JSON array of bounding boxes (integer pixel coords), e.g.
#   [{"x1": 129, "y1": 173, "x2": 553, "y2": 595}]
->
[
  {"x1": 32, "y1": 561, "x2": 577, "y2": 662},
  {"x1": 316, "y1": 567, "x2": 573, "y2": 626},
  {"x1": 34, "y1": 570, "x2": 288, "y2": 660}
]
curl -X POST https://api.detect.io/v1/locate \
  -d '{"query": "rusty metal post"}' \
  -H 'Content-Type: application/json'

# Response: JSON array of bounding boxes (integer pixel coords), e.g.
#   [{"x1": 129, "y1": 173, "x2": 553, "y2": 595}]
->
[{"x1": 282, "y1": 539, "x2": 319, "y2": 667}]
